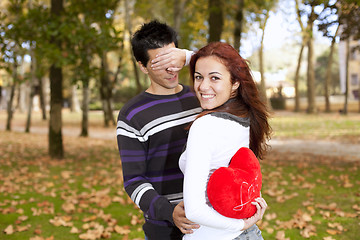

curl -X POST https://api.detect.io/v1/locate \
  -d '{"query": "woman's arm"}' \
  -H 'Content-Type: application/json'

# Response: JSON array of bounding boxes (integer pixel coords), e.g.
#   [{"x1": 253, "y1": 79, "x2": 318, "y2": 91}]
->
[{"x1": 183, "y1": 117, "x2": 245, "y2": 232}]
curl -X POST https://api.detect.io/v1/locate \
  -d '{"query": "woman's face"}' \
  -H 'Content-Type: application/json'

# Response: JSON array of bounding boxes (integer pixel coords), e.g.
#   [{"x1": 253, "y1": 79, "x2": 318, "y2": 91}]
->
[{"x1": 194, "y1": 56, "x2": 239, "y2": 110}]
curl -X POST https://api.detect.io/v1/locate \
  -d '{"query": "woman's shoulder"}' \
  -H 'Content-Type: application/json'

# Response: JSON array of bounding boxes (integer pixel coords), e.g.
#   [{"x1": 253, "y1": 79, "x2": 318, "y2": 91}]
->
[
  {"x1": 194, "y1": 112, "x2": 250, "y2": 127},
  {"x1": 190, "y1": 113, "x2": 249, "y2": 136},
  {"x1": 208, "y1": 112, "x2": 250, "y2": 127}
]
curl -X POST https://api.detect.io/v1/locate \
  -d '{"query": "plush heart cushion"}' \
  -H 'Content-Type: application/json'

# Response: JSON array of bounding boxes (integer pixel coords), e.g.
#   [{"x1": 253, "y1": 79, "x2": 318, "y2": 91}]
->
[{"x1": 207, "y1": 147, "x2": 262, "y2": 219}]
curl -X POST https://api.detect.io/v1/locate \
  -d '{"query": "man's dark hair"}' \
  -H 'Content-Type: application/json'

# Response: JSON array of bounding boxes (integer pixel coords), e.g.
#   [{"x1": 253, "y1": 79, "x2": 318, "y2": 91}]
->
[{"x1": 131, "y1": 20, "x2": 178, "y2": 66}]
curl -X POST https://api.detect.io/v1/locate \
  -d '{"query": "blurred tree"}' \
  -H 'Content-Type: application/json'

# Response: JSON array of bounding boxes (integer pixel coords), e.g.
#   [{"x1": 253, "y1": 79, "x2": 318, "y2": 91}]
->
[
  {"x1": 318, "y1": 0, "x2": 360, "y2": 113},
  {"x1": 208, "y1": 0, "x2": 224, "y2": 42},
  {"x1": 233, "y1": 0, "x2": 245, "y2": 52},
  {"x1": 294, "y1": 0, "x2": 307, "y2": 112},
  {"x1": 25, "y1": 0, "x2": 41, "y2": 132},
  {"x1": 48, "y1": 0, "x2": 64, "y2": 159},
  {"x1": 315, "y1": 47, "x2": 340, "y2": 96},
  {"x1": 173, "y1": 0, "x2": 189, "y2": 34},
  {"x1": 247, "y1": 0, "x2": 277, "y2": 107},
  {"x1": 305, "y1": 1, "x2": 319, "y2": 114},
  {"x1": 0, "y1": 0, "x2": 27, "y2": 131},
  {"x1": 343, "y1": 38, "x2": 350, "y2": 114},
  {"x1": 337, "y1": 0, "x2": 360, "y2": 42},
  {"x1": 297, "y1": 0, "x2": 323, "y2": 114},
  {"x1": 125, "y1": 0, "x2": 142, "y2": 94},
  {"x1": 318, "y1": 2, "x2": 340, "y2": 112}
]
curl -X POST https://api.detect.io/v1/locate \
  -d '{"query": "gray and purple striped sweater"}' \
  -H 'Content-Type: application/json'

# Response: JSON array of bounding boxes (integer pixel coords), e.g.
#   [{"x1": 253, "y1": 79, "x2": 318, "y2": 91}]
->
[{"x1": 116, "y1": 85, "x2": 201, "y2": 239}]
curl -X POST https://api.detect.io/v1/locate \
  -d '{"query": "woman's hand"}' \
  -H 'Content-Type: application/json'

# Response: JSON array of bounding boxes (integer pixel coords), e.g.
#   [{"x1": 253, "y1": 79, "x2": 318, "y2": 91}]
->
[
  {"x1": 242, "y1": 197, "x2": 267, "y2": 231},
  {"x1": 150, "y1": 48, "x2": 187, "y2": 72}
]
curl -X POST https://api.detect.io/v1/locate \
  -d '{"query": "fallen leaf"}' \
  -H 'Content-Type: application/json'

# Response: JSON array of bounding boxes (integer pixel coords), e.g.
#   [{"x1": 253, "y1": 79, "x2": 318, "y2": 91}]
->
[
  {"x1": 70, "y1": 227, "x2": 80, "y2": 233},
  {"x1": 4, "y1": 225, "x2": 14, "y2": 235},
  {"x1": 16, "y1": 224, "x2": 31, "y2": 232},
  {"x1": 275, "y1": 230, "x2": 290, "y2": 240},
  {"x1": 114, "y1": 225, "x2": 131, "y2": 235},
  {"x1": 326, "y1": 229, "x2": 341, "y2": 235},
  {"x1": 61, "y1": 171, "x2": 72, "y2": 179},
  {"x1": 62, "y1": 202, "x2": 76, "y2": 213}
]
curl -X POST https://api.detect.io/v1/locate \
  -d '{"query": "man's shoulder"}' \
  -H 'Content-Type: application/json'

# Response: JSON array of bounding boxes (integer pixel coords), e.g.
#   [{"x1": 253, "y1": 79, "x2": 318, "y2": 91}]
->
[{"x1": 117, "y1": 92, "x2": 148, "y2": 120}]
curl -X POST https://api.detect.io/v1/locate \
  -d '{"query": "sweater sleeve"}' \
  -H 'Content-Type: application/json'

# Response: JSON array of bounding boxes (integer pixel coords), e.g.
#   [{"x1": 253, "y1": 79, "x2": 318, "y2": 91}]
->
[
  {"x1": 184, "y1": 50, "x2": 195, "y2": 66},
  {"x1": 117, "y1": 114, "x2": 175, "y2": 224},
  {"x1": 183, "y1": 117, "x2": 245, "y2": 232}
]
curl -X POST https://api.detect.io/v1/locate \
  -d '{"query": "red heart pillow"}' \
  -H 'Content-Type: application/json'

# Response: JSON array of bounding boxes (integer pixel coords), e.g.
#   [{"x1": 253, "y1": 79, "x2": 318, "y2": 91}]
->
[{"x1": 207, "y1": 147, "x2": 262, "y2": 219}]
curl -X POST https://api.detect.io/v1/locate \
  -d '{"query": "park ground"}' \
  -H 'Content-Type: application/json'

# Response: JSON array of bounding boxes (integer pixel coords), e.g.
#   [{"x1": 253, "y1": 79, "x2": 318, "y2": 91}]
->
[{"x1": 0, "y1": 109, "x2": 359, "y2": 240}]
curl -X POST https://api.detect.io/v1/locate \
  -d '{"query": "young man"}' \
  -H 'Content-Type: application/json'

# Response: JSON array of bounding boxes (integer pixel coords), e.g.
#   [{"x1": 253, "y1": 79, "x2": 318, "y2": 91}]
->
[{"x1": 116, "y1": 20, "x2": 201, "y2": 240}]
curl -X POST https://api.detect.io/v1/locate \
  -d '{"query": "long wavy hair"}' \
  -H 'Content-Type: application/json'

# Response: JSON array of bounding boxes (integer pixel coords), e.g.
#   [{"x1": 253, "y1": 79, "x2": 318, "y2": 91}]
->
[{"x1": 189, "y1": 42, "x2": 272, "y2": 159}]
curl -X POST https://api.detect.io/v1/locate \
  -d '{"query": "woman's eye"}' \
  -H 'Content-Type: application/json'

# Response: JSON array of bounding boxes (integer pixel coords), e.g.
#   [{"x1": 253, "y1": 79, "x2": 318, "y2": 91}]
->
[
  {"x1": 211, "y1": 76, "x2": 220, "y2": 81},
  {"x1": 195, "y1": 75, "x2": 202, "y2": 80}
]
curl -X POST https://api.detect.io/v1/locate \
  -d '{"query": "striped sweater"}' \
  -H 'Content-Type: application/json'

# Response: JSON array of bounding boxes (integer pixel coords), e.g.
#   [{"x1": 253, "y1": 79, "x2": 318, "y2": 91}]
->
[{"x1": 116, "y1": 85, "x2": 201, "y2": 239}]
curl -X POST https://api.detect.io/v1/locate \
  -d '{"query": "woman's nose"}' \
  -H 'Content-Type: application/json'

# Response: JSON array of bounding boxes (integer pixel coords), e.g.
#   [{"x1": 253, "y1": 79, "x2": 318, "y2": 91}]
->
[{"x1": 199, "y1": 79, "x2": 210, "y2": 90}]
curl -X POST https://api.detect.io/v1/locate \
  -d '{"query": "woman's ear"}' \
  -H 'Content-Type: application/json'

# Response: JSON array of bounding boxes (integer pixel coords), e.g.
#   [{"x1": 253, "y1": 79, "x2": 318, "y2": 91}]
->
[
  {"x1": 138, "y1": 61, "x2": 149, "y2": 74},
  {"x1": 232, "y1": 81, "x2": 240, "y2": 92}
]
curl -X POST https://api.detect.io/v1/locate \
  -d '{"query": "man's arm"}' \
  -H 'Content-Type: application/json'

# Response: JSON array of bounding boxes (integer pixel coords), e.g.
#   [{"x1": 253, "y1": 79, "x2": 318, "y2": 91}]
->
[
  {"x1": 151, "y1": 48, "x2": 194, "y2": 71},
  {"x1": 117, "y1": 115, "x2": 175, "y2": 224}
]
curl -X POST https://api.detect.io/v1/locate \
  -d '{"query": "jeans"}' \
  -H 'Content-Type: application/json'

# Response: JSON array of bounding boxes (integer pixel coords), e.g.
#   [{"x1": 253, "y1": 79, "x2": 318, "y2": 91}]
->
[{"x1": 233, "y1": 225, "x2": 264, "y2": 240}]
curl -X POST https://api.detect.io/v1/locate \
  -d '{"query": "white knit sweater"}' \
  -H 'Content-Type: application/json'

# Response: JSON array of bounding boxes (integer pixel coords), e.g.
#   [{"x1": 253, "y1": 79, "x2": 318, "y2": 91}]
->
[{"x1": 179, "y1": 113, "x2": 250, "y2": 240}]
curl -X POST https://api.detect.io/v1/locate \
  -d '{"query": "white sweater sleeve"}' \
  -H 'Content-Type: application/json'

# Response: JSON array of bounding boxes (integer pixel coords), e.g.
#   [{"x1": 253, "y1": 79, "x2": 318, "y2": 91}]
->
[
  {"x1": 183, "y1": 117, "x2": 245, "y2": 232},
  {"x1": 184, "y1": 50, "x2": 195, "y2": 66}
]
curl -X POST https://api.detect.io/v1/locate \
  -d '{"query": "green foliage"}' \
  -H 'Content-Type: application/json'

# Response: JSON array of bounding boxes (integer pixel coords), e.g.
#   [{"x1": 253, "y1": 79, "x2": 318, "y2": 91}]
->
[{"x1": 315, "y1": 47, "x2": 341, "y2": 96}]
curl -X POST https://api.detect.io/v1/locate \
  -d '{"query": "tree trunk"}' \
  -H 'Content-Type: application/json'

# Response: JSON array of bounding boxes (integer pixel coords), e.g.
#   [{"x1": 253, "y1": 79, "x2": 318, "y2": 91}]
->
[
  {"x1": 324, "y1": 25, "x2": 339, "y2": 113},
  {"x1": 25, "y1": 51, "x2": 36, "y2": 133},
  {"x1": 106, "y1": 97, "x2": 115, "y2": 126},
  {"x1": 100, "y1": 52, "x2": 115, "y2": 127},
  {"x1": 208, "y1": 0, "x2": 223, "y2": 43},
  {"x1": 49, "y1": 65, "x2": 64, "y2": 158},
  {"x1": 39, "y1": 77, "x2": 47, "y2": 120},
  {"x1": 259, "y1": 12, "x2": 269, "y2": 102},
  {"x1": 294, "y1": 42, "x2": 305, "y2": 112},
  {"x1": 306, "y1": 6, "x2": 317, "y2": 114},
  {"x1": 6, "y1": 62, "x2": 17, "y2": 131},
  {"x1": 49, "y1": 0, "x2": 64, "y2": 159},
  {"x1": 0, "y1": 86, "x2": 2, "y2": 109},
  {"x1": 173, "y1": 0, "x2": 188, "y2": 35},
  {"x1": 6, "y1": 84, "x2": 16, "y2": 131},
  {"x1": 343, "y1": 38, "x2": 350, "y2": 115},
  {"x1": 80, "y1": 80, "x2": 89, "y2": 137},
  {"x1": 25, "y1": 85, "x2": 34, "y2": 133},
  {"x1": 307, "y1": 36, "x2": 317, "y2": 113},
  {"x1": 233, "y1": 0, "x2": 244, "y2": 52},
  {"x1": 100, "y1": 55, "x2": 109, "y2": 128},
  {"x1": 294, "y1": 0, "x2": 307, "y2": 112},
  {"x1": 124, "y1": 0, "x2": 142, "y2": 94},
  {"x1": 259, "y1": 40, "x2": 266, "y2": 101},
  {"x1": 259, "y1": 11, "x2": 270, "y2": 108},
  {"x1": 0, "y1": 85, "x2": 2, "y2": 109},
  {"x1": 358, "y1": 78, "x2": 360, "y2": 113}
]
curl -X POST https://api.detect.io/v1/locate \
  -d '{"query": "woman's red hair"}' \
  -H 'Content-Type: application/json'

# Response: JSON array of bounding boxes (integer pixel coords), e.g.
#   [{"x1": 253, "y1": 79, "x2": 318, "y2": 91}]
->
[{"x1": 190, "y1": 42, "x2": 271, "y2": 159}]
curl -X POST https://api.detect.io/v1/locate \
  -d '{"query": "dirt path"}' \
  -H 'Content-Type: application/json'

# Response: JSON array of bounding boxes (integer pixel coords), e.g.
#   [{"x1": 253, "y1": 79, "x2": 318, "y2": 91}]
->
[
  {"x1": 270, "y1": 138, "x2": 360, "y2": 161},
  {"x1": 1, "y1": 123, "x2": 359, "y2": 161}
]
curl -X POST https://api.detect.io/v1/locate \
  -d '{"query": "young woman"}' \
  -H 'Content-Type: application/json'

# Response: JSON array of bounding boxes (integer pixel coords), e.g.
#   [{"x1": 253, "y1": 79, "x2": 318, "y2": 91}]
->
[{"x1": 178, "y1": 42, "x2": 271, "y2": 240}]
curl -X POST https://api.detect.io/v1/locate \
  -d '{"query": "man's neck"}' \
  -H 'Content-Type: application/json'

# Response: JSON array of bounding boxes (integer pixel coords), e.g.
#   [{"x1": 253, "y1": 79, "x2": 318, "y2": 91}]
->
[{"x1": 146, "y1": 84, "x2": 183, "y2": 95}]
